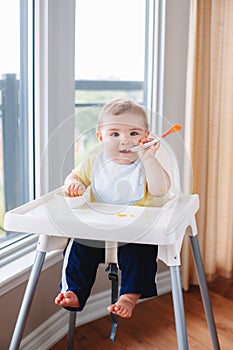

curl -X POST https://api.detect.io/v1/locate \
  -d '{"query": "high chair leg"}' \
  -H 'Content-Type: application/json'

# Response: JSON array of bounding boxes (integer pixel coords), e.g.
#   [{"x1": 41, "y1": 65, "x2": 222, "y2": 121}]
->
[
  {"x1": 66, "y1": 311, "x2": 76, "y2": 350},
  {"x1": 189, "y1": 235, "x2": 220, "y2": 350},
  {"x1": 9, "y1": 251, "x2": 46, "y2": 350},
  {"x1": 170, "y1": 265, "x2": 188, "y2": 350}
]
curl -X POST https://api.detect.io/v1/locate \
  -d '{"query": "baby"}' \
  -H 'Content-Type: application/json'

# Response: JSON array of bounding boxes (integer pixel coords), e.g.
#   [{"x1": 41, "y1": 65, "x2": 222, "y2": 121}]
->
[{"x1": 55, "y1": 98, "x2": 170, "y2": 318}]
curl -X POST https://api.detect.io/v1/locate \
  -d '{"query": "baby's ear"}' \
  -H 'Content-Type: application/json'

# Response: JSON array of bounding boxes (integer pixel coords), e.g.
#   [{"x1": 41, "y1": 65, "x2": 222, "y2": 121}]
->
[{"x1": 96, "y1": 130, "x2": 103, "y2": 142}]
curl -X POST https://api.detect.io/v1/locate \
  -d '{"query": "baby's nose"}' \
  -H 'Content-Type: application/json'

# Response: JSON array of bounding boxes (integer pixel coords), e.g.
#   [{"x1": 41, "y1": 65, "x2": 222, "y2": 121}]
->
[
  {"x1": 120, "y1": 138, "x2": 130, "y2": 145},
  {"x1": 121, "y1": 139, "x2": 129, "y2": 146}
]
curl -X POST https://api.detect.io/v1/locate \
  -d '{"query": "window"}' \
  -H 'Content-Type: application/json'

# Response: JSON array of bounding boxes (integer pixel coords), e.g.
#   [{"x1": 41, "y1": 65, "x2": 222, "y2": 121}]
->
[
  {"x1": 0, "y1": 0, "x2": 34, "y2": 249},
  {"x1": 74, "y1": 0, "x2": 147, "y2": 163},
  {"x1": 0, "y1": 0, "x2": 166, "y2": 252}
]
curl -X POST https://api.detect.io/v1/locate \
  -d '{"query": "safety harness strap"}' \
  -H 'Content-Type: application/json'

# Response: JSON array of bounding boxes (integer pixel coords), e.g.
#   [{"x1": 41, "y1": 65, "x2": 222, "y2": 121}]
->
[{"x1": 106, "y1": 262, "x2": 119, "y2": 342}]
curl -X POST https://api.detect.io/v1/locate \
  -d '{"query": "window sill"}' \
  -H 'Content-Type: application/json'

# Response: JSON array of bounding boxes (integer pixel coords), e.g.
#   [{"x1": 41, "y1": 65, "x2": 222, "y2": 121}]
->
[{"x1": 0, "y1": 243, "x2": 62, "y2": 297}]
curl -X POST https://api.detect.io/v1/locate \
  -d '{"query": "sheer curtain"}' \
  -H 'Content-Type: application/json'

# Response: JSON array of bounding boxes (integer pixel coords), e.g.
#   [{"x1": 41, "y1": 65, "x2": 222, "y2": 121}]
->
[{"x1": 183, "y1": 0, "x2": 233, "y2": 288}]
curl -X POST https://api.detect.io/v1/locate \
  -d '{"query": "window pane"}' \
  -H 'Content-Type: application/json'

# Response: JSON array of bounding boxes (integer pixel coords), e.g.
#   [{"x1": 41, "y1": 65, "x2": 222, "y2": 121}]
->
[
  {"x1": 75, "y1": 0, "x2": 146, "y2": 162},
  {"x1": 75, "y1": 0, "x2": 145, "y2": 81},
  {"x1": 0, "y1": 1, "x2": 33, "y2": 247}
]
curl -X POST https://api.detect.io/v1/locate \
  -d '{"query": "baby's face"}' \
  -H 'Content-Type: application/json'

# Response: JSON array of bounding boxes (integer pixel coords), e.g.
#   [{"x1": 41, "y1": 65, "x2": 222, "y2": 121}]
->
[{"x1": 96, "y1": 112, "x2": 149, "y2": 164}]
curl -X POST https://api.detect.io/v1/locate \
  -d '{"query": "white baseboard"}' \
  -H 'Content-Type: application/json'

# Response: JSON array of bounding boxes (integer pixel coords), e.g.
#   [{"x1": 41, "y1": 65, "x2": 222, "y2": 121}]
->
[
  {"x1": 20, "y1": 270, "x2": 171, "y2": 350},
  {"x1": 157, "y1": 269, "x2": 172, "y2": 295}
]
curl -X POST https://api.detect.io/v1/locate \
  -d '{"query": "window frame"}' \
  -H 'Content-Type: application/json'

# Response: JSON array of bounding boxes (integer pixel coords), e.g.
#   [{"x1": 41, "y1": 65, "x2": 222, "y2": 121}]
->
[{"x1": 144, "y1": 0, "x2": 166, "y2": 134}]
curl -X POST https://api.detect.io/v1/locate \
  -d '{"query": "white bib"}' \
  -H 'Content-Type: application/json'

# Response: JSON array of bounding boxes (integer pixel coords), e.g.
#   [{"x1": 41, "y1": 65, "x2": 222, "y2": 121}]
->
[{"x1": 92, "y1": 151, "x2": 145, "y2": 205}]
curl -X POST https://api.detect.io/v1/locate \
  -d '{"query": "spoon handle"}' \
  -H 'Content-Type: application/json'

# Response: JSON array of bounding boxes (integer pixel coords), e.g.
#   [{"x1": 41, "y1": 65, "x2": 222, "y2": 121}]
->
[{"x1": 129, "y1": 124, "x2": 182, "y2": 152}]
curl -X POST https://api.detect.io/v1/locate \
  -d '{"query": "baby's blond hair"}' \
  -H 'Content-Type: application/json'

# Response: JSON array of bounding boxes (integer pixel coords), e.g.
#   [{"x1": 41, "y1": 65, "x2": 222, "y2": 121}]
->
[{"x1": 97, "y1": 98, "x2": 149, "y2": 130}]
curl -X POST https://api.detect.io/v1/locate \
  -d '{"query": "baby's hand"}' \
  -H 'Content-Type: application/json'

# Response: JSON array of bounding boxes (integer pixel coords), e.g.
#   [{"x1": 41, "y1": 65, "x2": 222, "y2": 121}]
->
[
  {"x1": 65, "y1": 182, "x2": 86, "y2": 197},
  {"x1": 138, "y1": 138, "x2": 160, "y2": 161}
]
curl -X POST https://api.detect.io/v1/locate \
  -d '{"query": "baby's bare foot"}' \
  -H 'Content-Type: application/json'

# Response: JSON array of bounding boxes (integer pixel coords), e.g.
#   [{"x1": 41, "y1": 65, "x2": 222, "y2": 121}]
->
[
  {"x1": 108, "y1": 293, "x2": 141, "y2": 318},
  {"x1": 55, "y1": 291, "x2": 80, "y2": 308}
]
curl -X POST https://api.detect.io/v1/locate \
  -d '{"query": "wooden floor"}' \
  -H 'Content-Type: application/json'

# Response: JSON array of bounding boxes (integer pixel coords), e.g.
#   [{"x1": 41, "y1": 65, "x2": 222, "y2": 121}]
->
[{"x1": 50, "y1": 276, "x2": 233, "y2": 350}]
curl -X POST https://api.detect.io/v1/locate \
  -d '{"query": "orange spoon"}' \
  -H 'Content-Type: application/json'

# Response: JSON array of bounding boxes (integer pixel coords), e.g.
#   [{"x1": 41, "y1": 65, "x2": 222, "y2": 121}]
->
[
  {"x1": 130, "y1": 124, "x2": 182, "y2": 152},
  {"x1": 161, "y1": 124, "x2": 182, "y2": 138}
]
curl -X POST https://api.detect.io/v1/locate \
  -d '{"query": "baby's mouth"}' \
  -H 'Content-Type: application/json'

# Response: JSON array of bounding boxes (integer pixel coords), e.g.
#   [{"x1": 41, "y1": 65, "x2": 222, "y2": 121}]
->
[{"x1": 119, "y1": 149, "x2": 132, "y2": 154}]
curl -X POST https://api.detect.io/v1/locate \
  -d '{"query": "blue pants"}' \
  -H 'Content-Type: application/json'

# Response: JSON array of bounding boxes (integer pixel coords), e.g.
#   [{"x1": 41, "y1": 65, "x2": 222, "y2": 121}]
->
[{"x1": 60, "y1": 239, "x2": 158, "y2": 311}]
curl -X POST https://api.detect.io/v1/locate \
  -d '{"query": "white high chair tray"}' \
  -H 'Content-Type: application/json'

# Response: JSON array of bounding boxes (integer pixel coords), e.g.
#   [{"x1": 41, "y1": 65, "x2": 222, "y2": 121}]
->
[{"x1": 4, "y1": 187, "x2": 199, "y2": 246}]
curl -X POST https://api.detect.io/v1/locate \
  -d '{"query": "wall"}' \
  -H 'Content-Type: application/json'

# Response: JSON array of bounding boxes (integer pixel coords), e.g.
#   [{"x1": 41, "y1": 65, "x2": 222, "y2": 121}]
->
[{"x1": 0, "y1": 254, "x2": 112, "y2": 349}]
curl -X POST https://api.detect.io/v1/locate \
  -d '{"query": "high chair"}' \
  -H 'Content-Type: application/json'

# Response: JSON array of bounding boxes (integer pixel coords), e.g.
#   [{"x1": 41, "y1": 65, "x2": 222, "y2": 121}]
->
[{"x1": 4, "y1": 138, "x2": 220, "y2": 350}]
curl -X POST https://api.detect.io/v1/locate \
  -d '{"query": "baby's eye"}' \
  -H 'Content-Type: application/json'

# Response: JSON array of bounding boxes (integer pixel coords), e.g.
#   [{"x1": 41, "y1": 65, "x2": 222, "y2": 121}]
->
[
  {"x1": 111, "y1": 132, "x2": 120, "y2": 137},
  {"x1": 130, "y1": 131, "x2": 139, "y2": 136}
]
